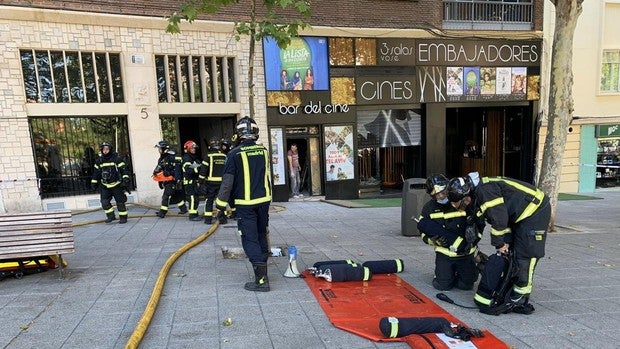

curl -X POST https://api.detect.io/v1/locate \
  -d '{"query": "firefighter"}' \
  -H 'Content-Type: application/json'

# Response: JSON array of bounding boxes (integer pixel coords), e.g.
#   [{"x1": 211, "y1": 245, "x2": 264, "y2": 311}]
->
[
  {"x1": 91, "y1": 142, "x2": 131, "y2": 224},
  {"x1": 447, "y1": 172, "x2": 550, "y2": 315},
  {"x1": 198, "y1": 137, "x2": 227, "y2": 224},
  {"x1": 417, "y1": 174, "x2": 481, "y2": 291},
  {"x1": 216, "y1": 116, "x2": 272, "y2": 292},
  {"x1": 220, "y1": 137, "x2": 236, "y2": 220},
  {"x1": 153, "y1": 141, "x2": 187, "y2": 218},
  {"x1": 181, "y1": 140, "x2": 202, "y2": 221}
]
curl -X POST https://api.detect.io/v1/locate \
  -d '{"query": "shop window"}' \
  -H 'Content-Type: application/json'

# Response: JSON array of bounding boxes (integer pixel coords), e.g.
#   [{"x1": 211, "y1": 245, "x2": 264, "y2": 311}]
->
[
  {"x1": 600, "y1": 50, "x2": 620, "y2": 93},
  {"x1": 155, "y1": 55, "x2": 237, "y2": 103},
  {"x1": 596, "y1": 138, "x2": 620, "y2": 188},
  {"x1": 19, "y1": 50, "x2": 124, "y2": 103},
  {"x1": 28, "y1": 116, "x2": 133, "y2": 198}
]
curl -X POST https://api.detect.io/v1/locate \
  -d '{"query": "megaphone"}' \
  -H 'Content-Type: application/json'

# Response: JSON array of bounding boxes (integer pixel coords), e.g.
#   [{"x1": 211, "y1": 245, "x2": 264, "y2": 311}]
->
[{"x1": 283, "y1": 245, "x2": 301, "y2": 278}]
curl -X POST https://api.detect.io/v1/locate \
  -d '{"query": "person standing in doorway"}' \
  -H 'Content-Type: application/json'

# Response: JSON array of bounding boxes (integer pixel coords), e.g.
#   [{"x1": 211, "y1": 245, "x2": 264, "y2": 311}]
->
[
  {"x1": 198, "y1": 137, "x2": 227, "y2": 224},
  {"x1": 182, "y1": 140, "x2": 202, "y2": 221},
  {"x1": 287, "y1": 143, "x2": 302, "y2": 198}
]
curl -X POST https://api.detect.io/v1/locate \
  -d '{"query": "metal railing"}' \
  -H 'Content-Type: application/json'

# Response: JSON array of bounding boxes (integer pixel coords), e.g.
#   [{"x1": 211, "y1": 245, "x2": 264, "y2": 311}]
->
[{"x1": 443, "y1": 0, "x2": 533, "y2": 29}]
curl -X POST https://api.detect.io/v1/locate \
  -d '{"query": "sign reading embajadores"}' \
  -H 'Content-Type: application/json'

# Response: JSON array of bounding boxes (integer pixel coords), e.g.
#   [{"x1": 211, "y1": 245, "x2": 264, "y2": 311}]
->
[{"x1": 416, "y1": 39, "x2": 541, "y2": 66}]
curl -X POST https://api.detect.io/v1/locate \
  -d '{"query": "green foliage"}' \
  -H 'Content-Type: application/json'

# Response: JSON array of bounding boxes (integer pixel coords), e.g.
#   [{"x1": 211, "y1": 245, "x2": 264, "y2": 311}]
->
[{"x1": 166, "y1": 0, "x2": 311, "y2": 49}]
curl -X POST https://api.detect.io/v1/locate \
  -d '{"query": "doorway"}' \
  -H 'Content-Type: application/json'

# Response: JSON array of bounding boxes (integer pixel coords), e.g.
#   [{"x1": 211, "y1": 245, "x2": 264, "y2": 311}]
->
[
  {"x1": 162, "y1": 115, "x2": 236, "y2": 156},
  {"x1": 445, "y1": 106, "x2": 533, "y2": 181}
]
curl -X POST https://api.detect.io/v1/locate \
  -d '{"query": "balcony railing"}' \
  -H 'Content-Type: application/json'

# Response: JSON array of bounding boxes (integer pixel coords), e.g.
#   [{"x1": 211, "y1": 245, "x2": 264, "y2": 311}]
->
[{"x1": 443, "y1": 0, "x2": 533, "y2": 30}]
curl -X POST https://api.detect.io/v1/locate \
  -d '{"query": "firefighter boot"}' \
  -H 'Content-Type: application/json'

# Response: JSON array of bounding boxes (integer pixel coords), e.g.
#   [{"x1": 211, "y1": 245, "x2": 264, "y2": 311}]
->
[
  {"x1": 510, "y1": 295, "x2": 535, "y2": 315},
  {"x1": 156, "y1": 209, "x2": 167, "y2": 218},
  {"x1": 204, "y1": 216, "x2": 213, "y2": 224},
  {"x1": 119, "y1": 215, "x2": 128, "y2": 224},
  {"x1": 105, "y1": 212, "x2": 116, "y2": 223},
  {"x1": 189, "y1": 214, "x2": 202, "y2": 221},
  {"x1": 178, "y1": 204, "x2": 188, "y2": 214},
  {"x1": 244, "y1": 263, "x2": 270, "y2": 292}
]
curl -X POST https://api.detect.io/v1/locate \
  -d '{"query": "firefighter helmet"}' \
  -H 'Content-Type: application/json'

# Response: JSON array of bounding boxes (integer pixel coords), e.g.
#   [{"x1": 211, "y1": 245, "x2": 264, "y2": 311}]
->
[
  {"x1": 155, "y1": 141, "x2": 169, "y2": 151},
  {"x1": 425, "y1": 173, "x2": 449, "y2": 196},
  {"x1": 235, "y1": 116, "x2": 259, "y2": 141},
  {"x1": 183, "y1": 140, "x2": 198, "y2": 152},
  {"x1": 447, "y1": 177, "x2": 473, "y2": 202},
  {"x1": 208, "y1": 136, "x2": 220, "y2": 151},
  {"x1": 220, "y1": 138, "x2": 231, "y2": 153},
  {"x1": 100, "y1": 142, "x2": 113, "y2": 152}
]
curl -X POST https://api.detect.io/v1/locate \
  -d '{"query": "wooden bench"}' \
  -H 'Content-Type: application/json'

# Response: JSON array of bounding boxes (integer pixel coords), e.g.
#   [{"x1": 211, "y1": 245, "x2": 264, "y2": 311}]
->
[{"x1": 0, "y1": 210, "x2": 74, "y2": 278}]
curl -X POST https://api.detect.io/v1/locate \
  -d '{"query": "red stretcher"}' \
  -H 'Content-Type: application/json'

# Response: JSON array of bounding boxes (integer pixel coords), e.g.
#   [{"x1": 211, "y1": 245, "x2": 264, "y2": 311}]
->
[{"x1": 303, "y1": 271, "x2": 509, "y2": 349}]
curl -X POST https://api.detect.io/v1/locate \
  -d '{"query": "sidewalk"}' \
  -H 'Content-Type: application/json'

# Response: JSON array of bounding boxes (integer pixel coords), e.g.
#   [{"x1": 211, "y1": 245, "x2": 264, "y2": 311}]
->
[{"x1": 1, "y1": 191, "x2": 619, "y2": 349}]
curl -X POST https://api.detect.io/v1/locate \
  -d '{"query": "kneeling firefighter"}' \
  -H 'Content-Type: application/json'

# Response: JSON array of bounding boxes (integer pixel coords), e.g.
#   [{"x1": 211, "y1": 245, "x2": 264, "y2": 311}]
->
[
  {"x1": 417, "y1": 174, "x2": 482, "y2": 291},
  {"x1": 153, "y1": 141, "x2": 187, "y2": 217},
  {"x1": 90, "y1": 142, "x2": 132, "y2": 223},
  {"x1": 215, "y1": 116, "x2": 272, "y2": 292},
  {"x1": 447, "y1": 172, "x2": 550, "y2": 315}
]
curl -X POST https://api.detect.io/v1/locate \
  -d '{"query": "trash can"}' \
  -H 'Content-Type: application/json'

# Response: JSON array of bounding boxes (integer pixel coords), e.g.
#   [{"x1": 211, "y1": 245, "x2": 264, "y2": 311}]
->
[{"x1": 401, "y1": 178, "x2": 427, "y2": 236}]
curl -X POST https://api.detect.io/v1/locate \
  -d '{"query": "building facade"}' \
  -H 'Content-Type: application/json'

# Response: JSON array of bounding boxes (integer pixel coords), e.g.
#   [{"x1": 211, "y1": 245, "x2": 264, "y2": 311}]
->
[
  {"x1": 0, "y1": 0, "x2": 544, "y2": 211},
  {"x1": 540, "y1": 0, "x2": 620, "y2": 193}
]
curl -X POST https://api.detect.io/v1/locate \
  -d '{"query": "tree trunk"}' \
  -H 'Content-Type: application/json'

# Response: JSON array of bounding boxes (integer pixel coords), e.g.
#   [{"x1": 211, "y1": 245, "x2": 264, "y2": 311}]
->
[
  {"x1": 247, "y1": 0, "x2": 257, "y2": 119},
  {"x1": 539, "y1": 0, "x2": 583, "y2": 230}
]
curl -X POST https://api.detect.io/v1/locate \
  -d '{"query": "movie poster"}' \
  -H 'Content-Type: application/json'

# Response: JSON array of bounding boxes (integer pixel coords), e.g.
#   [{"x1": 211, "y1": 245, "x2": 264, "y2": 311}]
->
[
  {"x1": 464, "y1": 67, "x2": 481, "y2": 95},
  {"x1": 263, "y1": 36, "x2": 330, "y2": 91},
  {"x1": 511, "y1": 67, "x2": 527, "y2": 95},
  {"x1": 446, "y1": 67, "x2": 463, "y2": 95},
  {"x1": 324, "y1": 125, "x2": 355, "y2": 181},
  {"x1": 269, "y1": 128, "x2": 285, "y2": 185},
  {"x1": 495, "y1": 67, "x2": 512, "y2": 94},
  {"x1": 480, "y1": 67, "x2": 496, "y2": 95}
]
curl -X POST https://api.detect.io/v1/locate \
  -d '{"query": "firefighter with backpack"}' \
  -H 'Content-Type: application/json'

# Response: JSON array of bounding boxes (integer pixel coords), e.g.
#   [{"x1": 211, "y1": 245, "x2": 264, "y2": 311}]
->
[
  {"x1": 447, "y1": 172, "x2": 550, "y2": 315},
  {"x1": 153, "y1": 141, "x2": 187, "y2": 218},
  {"x1": 90, "y1": 142, "x2": 132, "y2": 224}
]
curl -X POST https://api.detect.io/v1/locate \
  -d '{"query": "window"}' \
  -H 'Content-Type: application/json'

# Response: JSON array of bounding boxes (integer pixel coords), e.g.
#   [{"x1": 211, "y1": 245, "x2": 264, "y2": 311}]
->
[
  {"x1": 601, "y1": 50, "x2": 620, "y2": 93},
  {"x1": 29, "y1": 116, "x2": 133, "y2": 198},
  {"x1": 155, "y1": 55, "x2": 237, "y2": 103},
  {"x1": 20, "y1": 50, "x2": 124, "y2": 103}
]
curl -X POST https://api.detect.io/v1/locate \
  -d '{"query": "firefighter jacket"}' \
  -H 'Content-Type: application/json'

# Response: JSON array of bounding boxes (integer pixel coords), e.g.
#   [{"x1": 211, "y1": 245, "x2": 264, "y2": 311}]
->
[
  {"x1": 198, "y1": 150, "x2": 226, "y2": 183},
  {"x1": 154, "y1": 150, "x2": 182, "y2": 183},
  {"x1": 216, "y1": 140, "x2": 272, "y2": 208},
  {"x1": 182, "y1": 152, "x2": 201, "y2": 185},
  {"x1": 91, "y1": 151, "x2": 129, "y2": 189},
  {"x1": 472, "y1": 176, "x2": 546, "y2": 248},
  {"x1": 417, "y1": 199, "x2": 477, "y2": 257}
]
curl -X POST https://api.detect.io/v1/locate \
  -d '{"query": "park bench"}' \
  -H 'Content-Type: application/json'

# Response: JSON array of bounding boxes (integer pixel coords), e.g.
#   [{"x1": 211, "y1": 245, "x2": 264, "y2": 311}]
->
[{"x1": 0, "y1": 210, "x2": 74, "y2": 278}]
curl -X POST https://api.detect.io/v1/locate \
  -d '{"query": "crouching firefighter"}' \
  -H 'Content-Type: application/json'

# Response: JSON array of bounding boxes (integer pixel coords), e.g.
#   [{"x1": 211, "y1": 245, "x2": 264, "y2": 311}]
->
[
  {"x1": 91, "y1": 142, "x2": 131, "y2": 223},
  {"x1": 447, "y1": 172, "x2": 550, "y2": 315},
  {"x1": 153, "y1": 141, "x2": 187, "y2": 218},
  {"x1": 417, "y1": 174, "x2": 482, "y2": 291},
  {"x1": 215, "y1": 116, "x2": 272, "y2": 292}
]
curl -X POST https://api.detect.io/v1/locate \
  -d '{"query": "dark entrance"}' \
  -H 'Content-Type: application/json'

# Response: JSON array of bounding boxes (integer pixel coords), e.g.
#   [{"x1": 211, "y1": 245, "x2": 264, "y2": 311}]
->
[{"x1": 445, "y1": 106, "x2": 534, "y2": 181}]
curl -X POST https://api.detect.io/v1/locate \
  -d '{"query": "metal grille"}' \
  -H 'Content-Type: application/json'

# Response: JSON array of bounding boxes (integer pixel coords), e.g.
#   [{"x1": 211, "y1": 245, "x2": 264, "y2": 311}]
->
[
  {"x1": 29, "y1": 116, "x2": 133, "y2": 198},
  {"x1": 20, "y1": 50, "x2": 124, "y2": 103},
  {"x1": 443, "y1": 0, "x2": 533, "y2": 23},
  {"x1": 155, "y1": 55, "x2": 237, "y2": 103}
]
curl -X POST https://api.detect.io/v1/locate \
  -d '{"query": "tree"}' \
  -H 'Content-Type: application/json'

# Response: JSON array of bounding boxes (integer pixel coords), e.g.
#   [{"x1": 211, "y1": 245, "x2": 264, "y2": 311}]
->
[
  {"x1": 166, "y1": 0, "x2": 312, "y2": 119},
  {"x1": 538, "y1": 0, "x2": 584, "y2": 229}
]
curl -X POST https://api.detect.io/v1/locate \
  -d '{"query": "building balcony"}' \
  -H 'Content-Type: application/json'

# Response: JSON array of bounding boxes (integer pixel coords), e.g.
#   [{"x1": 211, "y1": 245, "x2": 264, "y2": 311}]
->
[{"x1": 443, "y1": 0, "x2": 534, "y2": 31}]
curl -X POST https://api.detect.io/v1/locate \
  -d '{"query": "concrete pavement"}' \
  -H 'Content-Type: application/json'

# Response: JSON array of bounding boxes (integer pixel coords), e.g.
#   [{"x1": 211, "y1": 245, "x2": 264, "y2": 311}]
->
[{"x1": 1, "y1": 191, "x2": 619, "y2": 349}]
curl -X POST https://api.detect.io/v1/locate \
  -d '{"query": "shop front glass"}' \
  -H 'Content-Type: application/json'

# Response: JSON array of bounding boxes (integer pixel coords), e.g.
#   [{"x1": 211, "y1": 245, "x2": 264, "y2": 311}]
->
[{"x1": 596, "y1": 137, "x2": 620, "y2": 188}]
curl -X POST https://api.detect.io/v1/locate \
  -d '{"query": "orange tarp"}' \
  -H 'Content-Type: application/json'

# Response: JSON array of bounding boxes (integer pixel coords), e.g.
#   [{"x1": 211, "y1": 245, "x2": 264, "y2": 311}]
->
[{"x1": 303, "y1": 271, "x2": 509, "y2": 349}]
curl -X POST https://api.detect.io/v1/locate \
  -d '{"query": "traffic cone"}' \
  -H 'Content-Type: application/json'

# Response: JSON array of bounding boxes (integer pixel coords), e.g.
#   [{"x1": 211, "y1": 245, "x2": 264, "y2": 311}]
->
[{"x1": 284, "y1": 245, "x2": 301, "y2": 278}]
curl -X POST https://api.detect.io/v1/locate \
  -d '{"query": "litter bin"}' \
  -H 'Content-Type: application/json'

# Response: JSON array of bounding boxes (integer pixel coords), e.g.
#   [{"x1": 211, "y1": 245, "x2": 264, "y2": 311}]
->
[{"x1": 401, "y1": 178, "x2": 427, "y2": 236}]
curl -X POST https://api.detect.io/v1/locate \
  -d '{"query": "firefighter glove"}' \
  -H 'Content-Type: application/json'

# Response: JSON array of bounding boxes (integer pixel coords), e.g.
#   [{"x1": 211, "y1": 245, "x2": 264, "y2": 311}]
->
[
  {"x1": 91, "y1": 182, "x2": 99, "y2": 191},
  {"x1": 122, "y1": 177, "x2": 131, "y2": 186},
  {"x1": 430, "y1": 235, "x2": 449, "y2": 247}
]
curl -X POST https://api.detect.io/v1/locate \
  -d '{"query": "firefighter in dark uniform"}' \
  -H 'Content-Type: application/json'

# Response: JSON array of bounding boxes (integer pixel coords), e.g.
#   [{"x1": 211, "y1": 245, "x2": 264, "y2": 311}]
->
[
  {"x1": 198, "y1": 137, "x2": 227, "y2": 224},
  {"x1": 153, "y1": 141, "x2": 187, "y2": 218},
  {"x1": 417, "y1": 174, "x2": 481, "y2": 291},
  {"x1": 182, "y1": 140, "x2": 202, "y2": 221},
  {"x1": 220, "y1": 137, "x2": 237, "y2": 220},
  {"x1": 216, "y1": 116, "x2": 272, "y2": 292},
  {"x1": 447, "y1": 172, "x2": 550, "y2": 315},
  {"x1": 91, "y1": 142, "x2": 131, "y2": 224}
]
